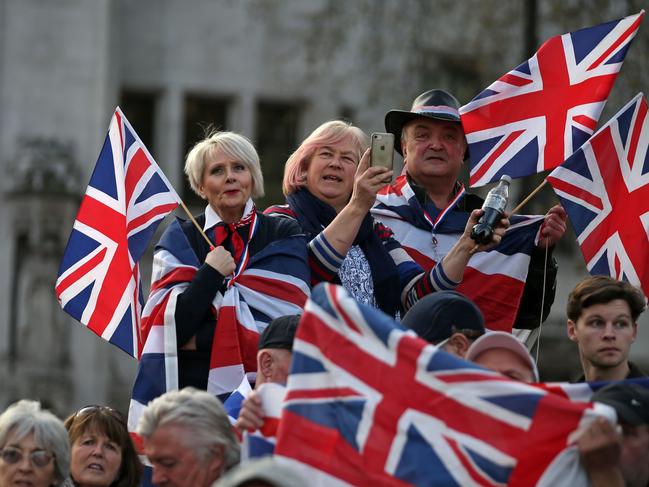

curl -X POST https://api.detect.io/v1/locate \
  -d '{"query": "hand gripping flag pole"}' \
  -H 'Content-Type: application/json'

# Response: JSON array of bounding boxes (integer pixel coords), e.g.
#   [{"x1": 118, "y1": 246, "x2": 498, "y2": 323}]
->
[{"x1": 55, "y1": 107, "x2": 211, "y2": 357}]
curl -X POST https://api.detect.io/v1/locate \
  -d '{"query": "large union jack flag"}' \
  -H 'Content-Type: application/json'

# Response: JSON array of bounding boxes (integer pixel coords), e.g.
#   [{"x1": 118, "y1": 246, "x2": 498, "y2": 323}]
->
[
  {"x1": 460, "y1": 11, "x2": 644, "y2": 187},
  {"x1": 55, "y1": 108, "x2": 180, "y2": 358},
  {"x1": 546, "y1": 93, "x2": 649, "y2": 296},
  {"x1": 275, "y1": 283, "x2": 612, "y2": 486}
]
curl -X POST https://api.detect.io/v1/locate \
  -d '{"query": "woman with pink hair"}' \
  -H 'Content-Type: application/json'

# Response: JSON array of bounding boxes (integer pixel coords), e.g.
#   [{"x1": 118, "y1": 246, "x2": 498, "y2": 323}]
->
[{"x1": 265, "y1": 120, "x2": 480, "y2": 317}]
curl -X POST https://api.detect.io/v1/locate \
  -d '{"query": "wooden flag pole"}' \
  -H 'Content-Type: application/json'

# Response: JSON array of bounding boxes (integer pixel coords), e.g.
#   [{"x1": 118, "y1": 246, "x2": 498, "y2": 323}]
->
[
  {"x1": 178, "y1": 200, "x2": 214, "y2": 248},
  {"x1": 510, "y1": 179, "x2": 548, "y2": 215}
]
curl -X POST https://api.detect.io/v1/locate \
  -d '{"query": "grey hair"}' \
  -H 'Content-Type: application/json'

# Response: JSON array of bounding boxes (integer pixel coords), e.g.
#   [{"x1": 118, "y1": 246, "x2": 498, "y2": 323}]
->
[
  {"x1": 137, "y1": 387, "x2": 240, "y2": 472},
  {"x1": 184, "y1": 131, "x2": 264, "y2": 199},
  {"x1": 0, "y1": 400, "x2": 71, "y2": 485}
]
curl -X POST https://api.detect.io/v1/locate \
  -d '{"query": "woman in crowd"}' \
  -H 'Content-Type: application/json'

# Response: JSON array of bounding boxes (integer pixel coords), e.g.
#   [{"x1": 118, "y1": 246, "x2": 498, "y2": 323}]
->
[
  {"x1": 64, "y1": 406, "x2": 142, "y2": 487},
  {"x1": 141, "y1": 131, "x2": 308, "y2": 395},
  {"x1": 266, "y1": 120, "x2": 503, "y2": 317},
  {"x1": 0, "y1": 400, "x2": 70, "y2": 487}
]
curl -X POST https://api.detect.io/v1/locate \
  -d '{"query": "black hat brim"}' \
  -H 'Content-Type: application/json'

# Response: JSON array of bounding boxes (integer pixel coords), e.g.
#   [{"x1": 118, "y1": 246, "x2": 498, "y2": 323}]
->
[{"x1": 385, "y1": 110, "x2": 462, "y2": 155}]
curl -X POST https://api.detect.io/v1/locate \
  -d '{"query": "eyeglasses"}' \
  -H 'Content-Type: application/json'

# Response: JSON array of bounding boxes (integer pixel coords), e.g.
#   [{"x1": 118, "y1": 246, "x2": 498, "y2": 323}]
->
[
  {"x1": 0, "y1": 447, "x2": 54, "y2": 468},
  {"x1": 74, "y1": 405, "x2": 126, "y2": 424}
]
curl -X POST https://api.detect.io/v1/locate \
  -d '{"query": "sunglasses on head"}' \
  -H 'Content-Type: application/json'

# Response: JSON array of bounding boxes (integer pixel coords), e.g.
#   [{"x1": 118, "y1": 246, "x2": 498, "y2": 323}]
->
[
  {"x1": 74, "y1": 405, "x2": 126, "y2": 423},
  {"x1": 0, "y1": 447, "x2": 54, "y2": 468}
]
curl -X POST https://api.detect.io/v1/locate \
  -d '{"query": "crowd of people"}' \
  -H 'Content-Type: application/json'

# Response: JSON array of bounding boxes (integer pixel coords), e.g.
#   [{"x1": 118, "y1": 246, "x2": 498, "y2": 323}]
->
[{"x1": 2, "y1": 88, "x2": 648, "y2": 486}]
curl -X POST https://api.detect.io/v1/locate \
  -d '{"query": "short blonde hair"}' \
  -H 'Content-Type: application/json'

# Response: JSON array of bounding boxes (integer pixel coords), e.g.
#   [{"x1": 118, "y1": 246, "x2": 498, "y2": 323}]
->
[
  {"x1": 184, "y1": 131, "x2": 264, "y2": 199},
  {"x1": 282, "y1": 120, "x2": 368, "y2": 196}
]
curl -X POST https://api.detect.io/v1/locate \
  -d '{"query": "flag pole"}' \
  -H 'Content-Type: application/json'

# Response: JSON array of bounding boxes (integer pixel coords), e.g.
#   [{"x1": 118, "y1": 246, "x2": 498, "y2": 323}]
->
[
  {"x1": 511, "y1": 179, "x2": 548, "y2": 215},
  {"x1": 178, "y1": 200, "x2": 214, "y2": 248}
]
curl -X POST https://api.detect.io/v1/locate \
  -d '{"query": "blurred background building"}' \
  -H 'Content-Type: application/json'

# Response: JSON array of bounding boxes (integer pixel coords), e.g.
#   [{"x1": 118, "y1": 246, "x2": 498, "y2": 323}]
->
[{"x1": 0, "y1": 0, "x2": 647, "y2": 415}]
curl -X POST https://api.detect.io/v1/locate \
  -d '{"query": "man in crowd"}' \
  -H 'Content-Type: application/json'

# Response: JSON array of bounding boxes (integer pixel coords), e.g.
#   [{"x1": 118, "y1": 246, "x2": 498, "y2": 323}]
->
[
  {"x1": 137, "y1": 387, "x2": 240, "y2": 487},
  {"x1": 566, "y1": 275, "x2": 647, "y2": 381},
  {"x1": 234, "y1": 314, "x2": 300, "y2": 433},
  {"x1": 578, "y1": 382, "x2": 649, "y2": 487},
  {"x1": 466, "y1": 331, "x2": 539, "y2": 383},
  {"x1": 255, "y1": 314, "x2": 299, "y2": 387},
  {"x1": 401, "y1": 290, "x2": 485, "y2": 358},
  {"x1": 372, "y1": 89, "x2": 567, "y2": 329}
]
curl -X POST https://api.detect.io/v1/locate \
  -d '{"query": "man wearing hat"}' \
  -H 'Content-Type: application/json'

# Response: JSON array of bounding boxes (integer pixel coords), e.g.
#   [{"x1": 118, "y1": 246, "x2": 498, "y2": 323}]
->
[
  {"x1": 578, "y1": 383, "x2": 649, "y2": 487},
  {"x1": 372, "y1": 89, "x2": 567, "y2": 329},
  {"x1": 402, "y1": 290, "x2": 485, "y2": 358},
  {"x1": 466, "y1": 331, "x2": 539, "y2": 383},
  {"x1": 255, "y1": 314, "x2": 300, "y2": 387},
  {"x1": 234, "y1": 314, "x2": 300, "y2": 433}
]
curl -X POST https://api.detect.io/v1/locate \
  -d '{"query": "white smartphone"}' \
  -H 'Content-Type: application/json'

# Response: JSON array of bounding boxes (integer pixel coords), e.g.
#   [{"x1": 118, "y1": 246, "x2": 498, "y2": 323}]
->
[{"x1": 370, "y1": 132, "x2": 395, "y2": 170}]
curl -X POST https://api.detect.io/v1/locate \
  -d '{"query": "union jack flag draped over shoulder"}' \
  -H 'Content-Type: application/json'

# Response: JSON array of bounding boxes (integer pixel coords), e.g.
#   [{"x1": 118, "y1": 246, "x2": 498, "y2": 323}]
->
[
  {"x1": 275, "y1": 283, "x2": 612, "y2": 486},
  {"x1": 372, "y1": 177, "x2": 544, "y2": 331},
  {"x1": 460, "y1": 11, "x2": 644, "y2": 187},
  {"x1": 547, "y1": 93, "x2": 649, "y2": 296},
  {"x1": 55, "y1": 108, "x2": 180, "y2": 358},
  {"x1": 127, "y1": 218, "x2": 310, "y2": 451}
]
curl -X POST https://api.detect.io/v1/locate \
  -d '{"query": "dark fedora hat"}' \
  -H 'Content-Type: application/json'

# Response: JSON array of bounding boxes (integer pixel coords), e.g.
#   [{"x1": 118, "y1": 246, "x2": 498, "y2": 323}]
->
[{"x1": 385, "y1": 89, "x2": 462, "y2": 155}]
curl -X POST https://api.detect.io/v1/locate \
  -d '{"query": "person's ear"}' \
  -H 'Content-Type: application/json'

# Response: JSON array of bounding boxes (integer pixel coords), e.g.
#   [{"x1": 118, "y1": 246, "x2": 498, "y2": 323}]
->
[
  {"x1": 205, "y1": 444, "x2": 225, "y2": 481},
  {"x1": 567, "y1": 319, "x2": 579, "y2": 342},
  {"x1": 447, "y1": 333, "x2": 471, "y2": 357},
  {"x1": 299, "y1": 159, "x2": 310, "y2": 181},
  {"x1": 258, "y1": 350, "x2": 273, "y2": 380}
]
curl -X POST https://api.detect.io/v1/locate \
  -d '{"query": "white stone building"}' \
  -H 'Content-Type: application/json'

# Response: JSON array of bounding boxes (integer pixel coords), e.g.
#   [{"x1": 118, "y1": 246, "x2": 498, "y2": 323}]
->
[{"x1": 0, "y1": 0, "x2": 647, "y2": 415}]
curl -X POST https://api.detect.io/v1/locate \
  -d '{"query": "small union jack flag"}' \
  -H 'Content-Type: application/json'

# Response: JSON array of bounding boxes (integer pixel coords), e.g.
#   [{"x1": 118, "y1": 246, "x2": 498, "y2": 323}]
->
[
  {"x1": 241, "y1": 383, "x2": 286, "y2": 461},
  {"x1": 547, "y1": 93, "x2": 649, "y2": 296},
  {"x1": 460, "y1": 11, "x2": 644, "y2": 187},
  {"x1": 275, "y1": 283, "x2": 606, "y2": 486},
  {"x1": 55, "y1": 108, "x2": 180, "y2": 358}
]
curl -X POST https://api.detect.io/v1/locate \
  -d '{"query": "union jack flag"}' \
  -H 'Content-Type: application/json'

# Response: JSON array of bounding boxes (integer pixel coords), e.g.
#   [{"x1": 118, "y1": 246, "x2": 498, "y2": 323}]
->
[
  {"x1": 241, "y1": 383, "x2": 286, "y2": 461},
  {"x1": 224, "y1": 376, "x2": 253, "y2": 425},
  {"x1": 275, "y1": 283, "x2": 610, "y2": 486},
  {"x1": 55, "y1": 108, "x2": 180, "y2": 358},
  {"x1": 547, "y1": 93, "x2": 649, "y2": 296},
  {"x1": 128, "y1": 218, "x2": 310, "y2": 452},
  {"x1": 460, "y1": 11, "x2": 644, "y2": 187},
  {"x1": 541, "y1": 377, "x2": 649, "y2": 402},
  {"x1": 372, "y1": 176, "x2": 544, "y2": 331}
]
